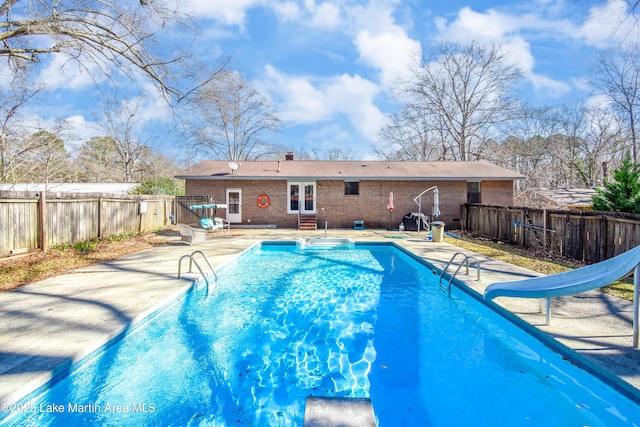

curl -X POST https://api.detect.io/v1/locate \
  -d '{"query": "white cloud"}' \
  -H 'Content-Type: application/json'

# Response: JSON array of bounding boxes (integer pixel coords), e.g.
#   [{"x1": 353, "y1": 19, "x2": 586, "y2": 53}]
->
[
  {"x1": 325, "y1": 73, "x2": 387, "y2": 140},
  {"x1": 256, "y1": 65, "x2": 386, "y2": 141},
  {"x1": 259, "y1": 66, "x2": 331, "y2": 123},
  {"x1": 432, "y1": 5, "x2": 588, "y2": 101},
  {"x1": 436, "y1": 7, "x2": 517, "y2": 41},
  {"x1": 355, "y1": 29, "x2": 421, "y2": 89},
  {"x1": 501, "y1": 36, "x2": 534, "y2": 75},
  {"x1": 271, "y1": 1, "x2": 342, "y2": 29},
  {"x1": 585, "y1": 93, "x2": 613, "y2": 110},
  {"x1": 529, "y1": 74, "x2": 572, "y2": 99},
  {"x1": 185, "y1": 0, "x2": 266, "y2": 28},
  {"x1": 575, "y1": 0, "x2": 638, "y2": 47},
  {"x1": 60, "y1": 115, "x2": 101, "y2": 149},
  {"x1": 273, "y1": 1, "x2": 302, "y2": 23},
  {"x1": 310, "y1": 2, "x2": 341, "y2": 29},
  {"x1": 348, "y1": 1, "x2": 421, "y2": 89},
  {"x1": 37, "y1": 53, "x2": 101, "y2": 91}
]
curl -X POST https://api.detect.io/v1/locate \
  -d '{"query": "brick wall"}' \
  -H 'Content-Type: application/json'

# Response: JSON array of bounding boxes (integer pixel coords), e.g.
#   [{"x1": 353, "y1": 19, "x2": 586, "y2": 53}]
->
[
  {"x1": 185, "y1": 178, "x2": 514, "y2": 229},
  {"x1": 480, "y1": 181, "x2": 515, "y2": 207}
]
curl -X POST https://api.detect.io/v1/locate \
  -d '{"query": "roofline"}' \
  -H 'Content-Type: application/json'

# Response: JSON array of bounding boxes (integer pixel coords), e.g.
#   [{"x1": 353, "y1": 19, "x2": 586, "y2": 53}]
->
[{"x1": 174, "y1": 175, "x2": 524, "y2": 181}]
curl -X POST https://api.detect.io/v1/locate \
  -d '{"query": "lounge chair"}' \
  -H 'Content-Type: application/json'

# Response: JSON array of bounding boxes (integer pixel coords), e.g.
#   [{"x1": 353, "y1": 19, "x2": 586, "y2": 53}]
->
[
  {"x1": 178, "y1": 224, "x2": 207, "y2": 245},
  {"x1": 484, "y1": 244, "x2": 640, "y2": 325}
]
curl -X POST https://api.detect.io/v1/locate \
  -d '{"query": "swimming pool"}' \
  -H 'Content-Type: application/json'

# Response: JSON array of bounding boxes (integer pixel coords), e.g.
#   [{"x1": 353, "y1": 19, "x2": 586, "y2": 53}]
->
[{"x1": 3, "y1": 242, "x2": 640, "y2": 426}]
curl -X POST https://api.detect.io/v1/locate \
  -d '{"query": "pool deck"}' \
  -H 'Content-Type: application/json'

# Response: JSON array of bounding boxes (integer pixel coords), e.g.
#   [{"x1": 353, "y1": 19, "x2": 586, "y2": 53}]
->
[{"x1": 1, "y1": 228, "x2": 640, "y2": 410}]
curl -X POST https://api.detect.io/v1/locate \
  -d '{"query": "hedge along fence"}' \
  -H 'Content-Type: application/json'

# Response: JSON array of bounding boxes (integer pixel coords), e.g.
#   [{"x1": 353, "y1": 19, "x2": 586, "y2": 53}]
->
[
  {"x1": 461, "y1": 203, "x2": 640, "y2": 263},
  {"x1": 0, "y1": 191, "x2": 175, "y2": 257}
]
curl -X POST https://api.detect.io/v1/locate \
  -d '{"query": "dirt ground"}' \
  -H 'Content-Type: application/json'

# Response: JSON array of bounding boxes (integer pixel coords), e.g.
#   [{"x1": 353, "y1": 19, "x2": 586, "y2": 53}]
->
[{"x1": 0, "y1": 230, "x2": 177, "y2": 292}]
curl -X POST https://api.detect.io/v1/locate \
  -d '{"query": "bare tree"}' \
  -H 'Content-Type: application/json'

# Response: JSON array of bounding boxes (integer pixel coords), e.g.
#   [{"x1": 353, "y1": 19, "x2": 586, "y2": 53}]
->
[
  {"x1": 489, "y1": 106, "x2": 568, "y2": 191},
  {"x1": 183, "y1": 70, "x2": 281, "y2": 161},
  {"x1": 392, "y1": 41, "x2": 521, "y2": 161},
  {"x1": 17, "y1": 129, "x2": 73, "y2": 185},
  {"x1": 308, "y1": 147, "x2": 357, "y2": 160},
  {"x1": 1, "y1": 0, "x2": 194, "y2": 100},
  {"x1": 75, "y1": 134, "x2": 182, "y2": 183},
  {"x1": 591, "y1": 42, "x2": 640, "y2": 162},
  {"x1": 74, "y1": 136, "x2": 122, "y2": 182},
  {"x1": 575, "y1": 107, "x2": 625, "y2": 186},
  {"x1": 375, "y1": 108, "x2": 449, "y2": 161},
  {"x1": 489, "y1": 104, "x2": 626, "y2": 191},
  {"x1": 0, "y1": 69, "x2": 44, "y2": 182},
  {"x1": 96, "y1": 97, "x2": 150, "y2": 182}
]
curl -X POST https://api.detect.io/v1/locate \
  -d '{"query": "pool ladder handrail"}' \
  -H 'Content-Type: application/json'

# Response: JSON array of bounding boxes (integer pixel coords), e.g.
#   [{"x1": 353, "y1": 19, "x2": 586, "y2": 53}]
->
[
  {"x1": 177, "y1": 250, "x2": 218, "y2": 287},
  {"x1": 439, "y1": 252, "x2": 480, "y2": 297}
]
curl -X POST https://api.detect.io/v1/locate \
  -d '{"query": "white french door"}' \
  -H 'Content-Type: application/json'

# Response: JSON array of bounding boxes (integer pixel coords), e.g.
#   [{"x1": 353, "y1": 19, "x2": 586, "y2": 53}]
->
[
  {"x1": 288, "y1": 182, "x2": 316, "y2": 214},
  {"x1": 226, "y1": 188, "x2": 242, "y2": 223}
]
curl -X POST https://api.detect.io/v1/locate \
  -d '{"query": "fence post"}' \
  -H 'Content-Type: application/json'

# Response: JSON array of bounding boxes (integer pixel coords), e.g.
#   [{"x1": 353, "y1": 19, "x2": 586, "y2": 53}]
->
[
  {"x1": 39, "y1": 192, "x2": 48, "y2": 253},
  {"x1": 98, "y1": 197, "x2": 103, "y2": 239},
  {"x1": 600, "y1": 215, "x2": 607, "y2": 262}
]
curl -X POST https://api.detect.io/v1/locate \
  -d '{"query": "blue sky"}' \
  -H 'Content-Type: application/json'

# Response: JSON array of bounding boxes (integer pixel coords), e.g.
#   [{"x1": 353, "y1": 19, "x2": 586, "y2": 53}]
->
[{"x1": 4, "y1": 0, "x2": 639, "y2": 161}]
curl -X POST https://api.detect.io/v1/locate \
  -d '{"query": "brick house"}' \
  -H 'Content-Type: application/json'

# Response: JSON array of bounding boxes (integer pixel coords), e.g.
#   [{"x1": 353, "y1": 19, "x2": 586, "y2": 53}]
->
[{"x1": 176, "y1": 157, "x2": 523, "y2": 230}]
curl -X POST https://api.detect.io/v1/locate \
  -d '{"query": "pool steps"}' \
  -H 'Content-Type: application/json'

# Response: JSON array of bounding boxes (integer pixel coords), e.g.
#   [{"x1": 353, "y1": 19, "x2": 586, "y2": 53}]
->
[
  {"x1": 297, "y1": 237, "x2": 356, "y2": 249},
  {"x1": 439, "y1": 252, "x2": 481, "y2": 297},
  {"x1": 303, "y1": 396, "x2": 377, "y2": 427}
]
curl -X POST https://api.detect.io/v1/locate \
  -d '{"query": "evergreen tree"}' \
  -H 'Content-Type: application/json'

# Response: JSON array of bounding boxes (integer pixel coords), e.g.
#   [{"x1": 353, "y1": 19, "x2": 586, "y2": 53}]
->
[
  {"x1": 592, "y1": 152, "x2": 640, "y2": 213},
  {"x1": 131, "y1": 178, "x2": 184, "y2": 196}
]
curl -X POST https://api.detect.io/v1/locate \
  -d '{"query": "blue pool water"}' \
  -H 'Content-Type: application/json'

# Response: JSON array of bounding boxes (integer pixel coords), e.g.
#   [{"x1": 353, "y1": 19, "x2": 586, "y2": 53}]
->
[{"x1": 4, "y1": 242, "x2": 640, "y2": 426}]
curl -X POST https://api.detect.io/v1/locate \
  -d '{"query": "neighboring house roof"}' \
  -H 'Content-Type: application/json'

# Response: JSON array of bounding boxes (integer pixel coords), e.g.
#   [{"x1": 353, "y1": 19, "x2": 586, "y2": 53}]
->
[
  {"x1": 514, "y1": 188, "x2": 597, "y2": 209},
  {"x1": 0, "y1": 183, "x2": 139, "y2": 195},
  {"x1": 176, "y1": 160, "x2": 524, "y2": 181}
]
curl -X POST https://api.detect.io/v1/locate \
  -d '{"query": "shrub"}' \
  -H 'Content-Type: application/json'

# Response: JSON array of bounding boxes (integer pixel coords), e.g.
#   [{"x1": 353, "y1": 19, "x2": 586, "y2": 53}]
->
[{"x1": 592, "y1": 152, "x2": 640, "y2": 213}]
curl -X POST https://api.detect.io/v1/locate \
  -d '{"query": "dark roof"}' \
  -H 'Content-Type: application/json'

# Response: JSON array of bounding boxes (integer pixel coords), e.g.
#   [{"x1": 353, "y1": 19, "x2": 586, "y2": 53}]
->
[
  {"x1": 514, "y1": 188, "x2": 597, "y2": 208},
  {"x1": 176, "y1": 160, "x2": 524, "y2": 181}
]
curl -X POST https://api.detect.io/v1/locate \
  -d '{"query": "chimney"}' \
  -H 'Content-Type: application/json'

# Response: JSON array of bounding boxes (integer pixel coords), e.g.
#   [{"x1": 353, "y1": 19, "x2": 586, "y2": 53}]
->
[{"x1": 285, "y1": 152, "x2": 294, "y2": 161}]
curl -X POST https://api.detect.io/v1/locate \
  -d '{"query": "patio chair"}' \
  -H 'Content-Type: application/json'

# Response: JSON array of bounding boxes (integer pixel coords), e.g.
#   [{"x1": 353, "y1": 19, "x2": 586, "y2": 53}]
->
[
  {"x1": 178, "y1": 224, "x2": 207, "y2": 245},
  {"x1": 200, "y1": 217, "x2": 226, "y2": 235},
  {"x1": 214, "y1": 217, "x2": 231, "y2": 231}
]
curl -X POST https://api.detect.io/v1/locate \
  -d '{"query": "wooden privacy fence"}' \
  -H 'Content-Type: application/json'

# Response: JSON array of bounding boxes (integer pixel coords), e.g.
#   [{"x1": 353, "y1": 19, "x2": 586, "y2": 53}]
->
[
  {"x1": 174, "y1": 195, "x2": 216, "y2": 225},
  {"x1": 0, "y1": 192, "x2": 174, "y2": 257},
  {"x1": 461, "y1": 203, "x2": 640, "y2": 263}
]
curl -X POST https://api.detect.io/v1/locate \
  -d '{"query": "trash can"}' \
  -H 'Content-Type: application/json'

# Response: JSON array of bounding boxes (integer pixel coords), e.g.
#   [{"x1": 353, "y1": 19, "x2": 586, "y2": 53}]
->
[{"x1": 431, "y1": 221, "x2": 445, "y2": 242}]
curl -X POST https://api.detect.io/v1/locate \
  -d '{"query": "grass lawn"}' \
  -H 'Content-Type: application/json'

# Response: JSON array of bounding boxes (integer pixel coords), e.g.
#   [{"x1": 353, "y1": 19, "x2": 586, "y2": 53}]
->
[{"x1": 445, "y1": 234, "x2": 635, "y2": 301}]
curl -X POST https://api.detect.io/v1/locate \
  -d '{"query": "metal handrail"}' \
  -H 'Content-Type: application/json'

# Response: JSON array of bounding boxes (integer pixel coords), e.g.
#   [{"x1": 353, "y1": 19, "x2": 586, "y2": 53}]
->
[
  {"x1": 439, "y1": 252, "x2": 481, "y2": 297},
  {"x1": 177, "y1": 251, "x2": 218, "y2": 291},
  {"x1": 189, "y1": 250, "x2": 218, "y2": 283},
  {"x1": 439, "y1": 252, "x2": 468, "y2": 283}
]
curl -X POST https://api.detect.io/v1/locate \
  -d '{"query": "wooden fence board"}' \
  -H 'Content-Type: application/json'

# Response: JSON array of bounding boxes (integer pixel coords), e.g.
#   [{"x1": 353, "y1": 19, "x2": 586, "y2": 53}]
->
[
  {"x1": 0, "y1": 199, "x2": 38, "y2": 255},
  {"x1": 462, "y1": 204, "x2": 640, "y2": 262},
  {"x1": 0, "y1": 194, "x2": 174, "y2": 257}
]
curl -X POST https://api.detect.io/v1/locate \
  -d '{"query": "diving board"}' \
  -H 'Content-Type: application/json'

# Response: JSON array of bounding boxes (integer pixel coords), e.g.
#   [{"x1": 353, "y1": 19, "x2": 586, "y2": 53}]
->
[{"x1": 484, "y1": 244, "x2": 640, "y2": 347}]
